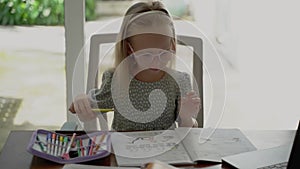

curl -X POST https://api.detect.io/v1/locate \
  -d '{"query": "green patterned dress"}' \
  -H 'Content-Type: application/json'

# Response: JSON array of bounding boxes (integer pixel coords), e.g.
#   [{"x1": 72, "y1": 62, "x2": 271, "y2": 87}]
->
[{"x1": 92, "y1": 69, "x2": 191, "y2": 131}]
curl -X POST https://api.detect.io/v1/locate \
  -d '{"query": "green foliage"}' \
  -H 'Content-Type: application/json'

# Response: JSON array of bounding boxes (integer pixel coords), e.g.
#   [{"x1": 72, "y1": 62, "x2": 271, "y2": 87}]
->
[
  {"x1": 86, "y1": 0, "x2": 96, "y2": 21},
  {"x1": 0, "y1": 0, "x2": 96, "y2": 25}
]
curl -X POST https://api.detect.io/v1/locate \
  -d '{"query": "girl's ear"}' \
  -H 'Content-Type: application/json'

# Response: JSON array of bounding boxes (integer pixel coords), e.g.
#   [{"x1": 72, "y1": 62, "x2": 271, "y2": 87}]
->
[
  {"x1": 125, "y1": 40, "x2": 133, "y2": 56},
  {"x1": 171, "y1": 38, "x2": 176, "y2": 52}
]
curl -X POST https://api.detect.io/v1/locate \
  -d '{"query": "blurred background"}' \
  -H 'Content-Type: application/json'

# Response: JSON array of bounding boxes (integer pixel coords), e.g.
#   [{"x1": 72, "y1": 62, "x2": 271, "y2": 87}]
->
[{"x1": 0, "y1": 0, "x2": 299, "y2": 152}]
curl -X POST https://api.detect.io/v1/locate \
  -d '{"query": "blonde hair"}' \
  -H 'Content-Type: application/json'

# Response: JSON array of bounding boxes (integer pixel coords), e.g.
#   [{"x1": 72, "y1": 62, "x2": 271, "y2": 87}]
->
[{"x1": 114, "y1": 1, "x2": 176, "y2": 68}]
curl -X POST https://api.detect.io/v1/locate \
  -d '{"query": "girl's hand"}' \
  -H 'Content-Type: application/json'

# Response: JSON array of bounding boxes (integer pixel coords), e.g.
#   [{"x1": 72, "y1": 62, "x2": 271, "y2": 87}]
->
[
  {"x1": 179, "y1": 91, "x2": 201, "y2": 127},
  {"x1": 68, "y1": 94, "x2": 96, "y2": 122}
]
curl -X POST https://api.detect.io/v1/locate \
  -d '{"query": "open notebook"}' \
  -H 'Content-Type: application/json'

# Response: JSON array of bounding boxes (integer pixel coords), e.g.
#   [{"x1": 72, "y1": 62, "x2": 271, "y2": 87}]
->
[{"x1": 111, "y1": 128, "x2": 256, "y2": 167}]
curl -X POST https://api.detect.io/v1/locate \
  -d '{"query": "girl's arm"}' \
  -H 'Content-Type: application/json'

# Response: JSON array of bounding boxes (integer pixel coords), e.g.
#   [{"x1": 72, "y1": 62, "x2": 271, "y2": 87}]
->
[
  {"x1": 179, "y1": 117, "x2": 198, "y2": 128},
  {"x1": 68, "y1": 70, "x2": 115, "y2": 122}
]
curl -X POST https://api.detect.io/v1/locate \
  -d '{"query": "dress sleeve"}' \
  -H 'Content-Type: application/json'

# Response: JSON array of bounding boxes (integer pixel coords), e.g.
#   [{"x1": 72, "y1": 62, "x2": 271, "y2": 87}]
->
[
  {"x1": 175, "y1": 72, "x2": 192, "y2": 122},
  {"x1": 177, "y1": 72, "x2": 192, "y2": 97},
  {"x1": 88, "y1": 70, "x2": 115, "y2": 109}
]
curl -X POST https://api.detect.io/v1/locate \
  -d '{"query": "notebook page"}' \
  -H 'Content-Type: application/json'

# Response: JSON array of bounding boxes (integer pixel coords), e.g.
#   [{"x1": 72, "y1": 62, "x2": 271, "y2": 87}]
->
[
  {"x1": 111, "y1": 130, "x2": 193, "y2": 166},
  {"x1": 175, "y1": 128, "x2": 257, "y2": 162}
]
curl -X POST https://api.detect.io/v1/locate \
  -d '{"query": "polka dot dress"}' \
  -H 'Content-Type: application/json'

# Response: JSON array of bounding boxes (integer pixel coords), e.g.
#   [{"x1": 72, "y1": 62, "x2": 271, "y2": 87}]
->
[{"x1": 94, "y1": 69, "x2": 191, "y2": 131}]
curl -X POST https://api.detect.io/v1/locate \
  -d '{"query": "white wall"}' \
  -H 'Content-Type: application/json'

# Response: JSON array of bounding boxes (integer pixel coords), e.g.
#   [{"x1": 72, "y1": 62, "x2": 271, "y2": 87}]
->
[
  {"x1": 190, "y1": 0, "x2": 300, "y2": 129},
  {"x1": 234, "y1": 0, "x2": 300, "y2": 130}
]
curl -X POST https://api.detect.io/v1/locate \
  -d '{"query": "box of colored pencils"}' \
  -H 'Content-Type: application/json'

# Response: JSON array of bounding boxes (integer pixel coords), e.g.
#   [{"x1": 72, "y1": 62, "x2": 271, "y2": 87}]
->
[{"x1": 26, "y1": 129, "x2": 111, "y2": 164}]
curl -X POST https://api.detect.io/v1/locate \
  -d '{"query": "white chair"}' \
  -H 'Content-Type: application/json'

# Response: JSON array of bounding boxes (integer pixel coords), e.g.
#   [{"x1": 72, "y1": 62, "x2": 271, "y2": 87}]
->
[{"x1": 62, "y1": 32, "x2": 203, "y2": 130}]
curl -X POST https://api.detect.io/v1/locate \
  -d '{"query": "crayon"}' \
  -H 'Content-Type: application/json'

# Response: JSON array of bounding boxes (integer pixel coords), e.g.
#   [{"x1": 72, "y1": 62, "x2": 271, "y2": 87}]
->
[
  {"x1": 36, "y1": 135, "x2": 45, "y2": 152},
  {"x1": 51, "y1": 133, "x2": 56, "y2": 155},
  {"x1": 47, "y1": 133, "x2": 51, "y2": 154}
]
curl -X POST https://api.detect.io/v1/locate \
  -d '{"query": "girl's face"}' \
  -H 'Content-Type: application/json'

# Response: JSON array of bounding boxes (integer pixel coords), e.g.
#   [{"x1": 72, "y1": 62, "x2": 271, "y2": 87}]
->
[{"x1": 127, "y1": 34, "x2": 174, "y2": 72}]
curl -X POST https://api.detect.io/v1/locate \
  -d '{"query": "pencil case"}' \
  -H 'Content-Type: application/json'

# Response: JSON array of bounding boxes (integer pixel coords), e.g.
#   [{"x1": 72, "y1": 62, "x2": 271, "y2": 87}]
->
[{"x1": 26, "y1": 129, "x2": 111, "y2": 164}]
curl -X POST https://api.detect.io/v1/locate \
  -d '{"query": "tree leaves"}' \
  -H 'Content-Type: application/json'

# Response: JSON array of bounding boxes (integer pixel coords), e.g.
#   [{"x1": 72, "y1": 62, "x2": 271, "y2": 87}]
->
[{"x1": 0, "y1": 0, "x2": 96, "y2": 25}]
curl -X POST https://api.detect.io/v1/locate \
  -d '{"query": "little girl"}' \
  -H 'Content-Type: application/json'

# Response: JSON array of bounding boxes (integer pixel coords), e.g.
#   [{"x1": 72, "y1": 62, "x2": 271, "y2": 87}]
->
[{"x1": 69, "y1": 1, "x2": 201, "y2": 131}]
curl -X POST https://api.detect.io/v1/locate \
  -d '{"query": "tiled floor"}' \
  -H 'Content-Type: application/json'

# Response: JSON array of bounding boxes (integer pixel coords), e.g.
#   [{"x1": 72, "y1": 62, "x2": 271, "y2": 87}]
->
[
  {"x1": 0, "y1": 96, "x2": 60, "y2": 152},
  {"x1": 0, "y1": 26, "x2": 66, "y2": 153}
]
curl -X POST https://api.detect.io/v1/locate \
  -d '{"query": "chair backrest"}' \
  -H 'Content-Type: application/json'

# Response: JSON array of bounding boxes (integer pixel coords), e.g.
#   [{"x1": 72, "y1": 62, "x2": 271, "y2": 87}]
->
[{"x1": 87, "y1": 33, "x2": 203, "y2": 128}]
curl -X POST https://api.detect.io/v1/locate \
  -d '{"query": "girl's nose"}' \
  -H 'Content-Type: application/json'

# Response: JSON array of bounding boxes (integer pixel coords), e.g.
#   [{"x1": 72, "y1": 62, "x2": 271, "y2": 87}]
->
[{"x1": 152, "y1": 56, "x2": 160, "y2": 64}]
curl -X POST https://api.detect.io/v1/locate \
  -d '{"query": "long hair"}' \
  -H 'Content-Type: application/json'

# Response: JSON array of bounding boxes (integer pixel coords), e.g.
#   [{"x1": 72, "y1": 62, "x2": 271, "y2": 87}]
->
[{"x1": 114, "y1": 1, "x2": 176, "y2": 68}]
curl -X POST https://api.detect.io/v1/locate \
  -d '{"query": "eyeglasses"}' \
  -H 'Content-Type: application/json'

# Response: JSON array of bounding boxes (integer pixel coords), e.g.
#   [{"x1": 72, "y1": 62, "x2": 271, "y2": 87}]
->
[{"x1": 128, "y1": 43, "x2": 174, "y2": 64}]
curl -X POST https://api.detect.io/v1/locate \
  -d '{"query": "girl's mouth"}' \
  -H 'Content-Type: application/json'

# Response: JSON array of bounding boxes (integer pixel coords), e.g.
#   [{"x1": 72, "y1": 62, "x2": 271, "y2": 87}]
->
[{"x1": 149, "y1": 68, "x2": 160, "y2": 71}]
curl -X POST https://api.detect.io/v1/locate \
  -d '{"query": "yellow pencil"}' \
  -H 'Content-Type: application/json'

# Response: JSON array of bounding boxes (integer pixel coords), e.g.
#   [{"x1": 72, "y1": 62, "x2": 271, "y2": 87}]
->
[{"x1": 91, "y1": 108, "x2": 114, "y2": 113}]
